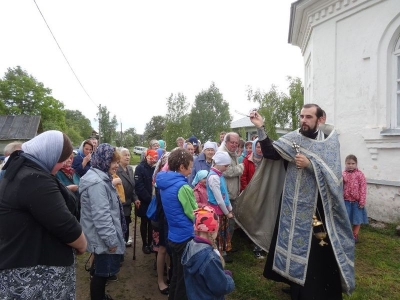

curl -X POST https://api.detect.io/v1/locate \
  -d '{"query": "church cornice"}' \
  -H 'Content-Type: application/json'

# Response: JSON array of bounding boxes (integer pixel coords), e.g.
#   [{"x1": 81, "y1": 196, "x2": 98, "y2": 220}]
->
[{"x1": 288, "y1": 0, "x2": 384, "y2": 54}]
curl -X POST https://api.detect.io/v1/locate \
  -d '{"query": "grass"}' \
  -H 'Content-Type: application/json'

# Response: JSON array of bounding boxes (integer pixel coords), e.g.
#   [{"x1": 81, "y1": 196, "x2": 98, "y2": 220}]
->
[
  {"x1": 129, "y1": 152, "x2": 142, "y2": 165},
  {"x1": 226, "y1": 224, "x2": 400, "y2": 300}
]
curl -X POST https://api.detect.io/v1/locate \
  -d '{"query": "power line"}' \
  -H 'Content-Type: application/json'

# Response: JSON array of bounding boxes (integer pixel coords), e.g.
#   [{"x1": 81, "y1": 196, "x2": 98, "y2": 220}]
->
[{"x1": 33, "y1": 0, "x2": 98, "y2": 108}]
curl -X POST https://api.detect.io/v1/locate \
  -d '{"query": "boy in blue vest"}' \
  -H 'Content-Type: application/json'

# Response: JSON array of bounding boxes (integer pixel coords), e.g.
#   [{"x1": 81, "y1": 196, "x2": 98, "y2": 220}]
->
[{"x1": 155, "y1": 148, "x2": 198, "y2": 300}]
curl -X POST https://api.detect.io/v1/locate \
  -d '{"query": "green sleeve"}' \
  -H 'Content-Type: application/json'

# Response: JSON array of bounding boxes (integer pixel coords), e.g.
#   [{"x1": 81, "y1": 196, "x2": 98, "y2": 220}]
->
[{"x1": 178, "y1": 184, "x2": 198, "y2": 221}]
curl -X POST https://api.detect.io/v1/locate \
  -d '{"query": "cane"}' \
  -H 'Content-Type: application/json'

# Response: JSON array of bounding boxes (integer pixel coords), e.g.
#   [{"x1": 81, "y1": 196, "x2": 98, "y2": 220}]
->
[{"x1": 132, "y1": 209, "x2": 138, "y2": 260}]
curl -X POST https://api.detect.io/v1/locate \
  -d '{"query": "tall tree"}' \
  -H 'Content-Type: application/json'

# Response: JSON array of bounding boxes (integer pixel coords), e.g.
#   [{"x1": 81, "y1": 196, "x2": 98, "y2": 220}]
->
[
  {"x1": 0, "y1": 66, "x2": 66, "y2": 131},
  {"x1": 163, "y1": 93, "x2": 191, "y2": 149},
  {"x1": 96, "y1": 105, "x2": 118, "y2": 144},
  {"x1": 247, "y1": 77, "x2": 304, "y2": 140},
  {"x1": 190, "y1": 82, "x2": 231, "y2": 143},
  {"x1": 143, "y1": 115, "x2": 166, "y2": 145},
  {"x1": 122, "y1": 127, "x2": 140, "y2": 149},
  {"x1": 65, "y1": 109, "x2": 93, "y2": 144},
  {"x1": 284, "y1": 76, "x2": 304, "y2": 131}
]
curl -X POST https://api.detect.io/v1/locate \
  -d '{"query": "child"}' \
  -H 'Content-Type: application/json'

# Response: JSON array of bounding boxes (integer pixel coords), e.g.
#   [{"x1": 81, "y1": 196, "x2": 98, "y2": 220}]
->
[
  {"x1": 182, "y1": 206, "x2": 235, "y2": 300},
  {"x1": 342, "y1": 154, "x2": 368, "y2": 242},
  {"x1": 155, "y1": 148, "x2": 198, "y2": 300},
  {"x1": 207, "y1": 151, "x2": 234, "y2": 263},
  {"x1": 192, "y1": 170, "x2": 209, "y2": 207}
]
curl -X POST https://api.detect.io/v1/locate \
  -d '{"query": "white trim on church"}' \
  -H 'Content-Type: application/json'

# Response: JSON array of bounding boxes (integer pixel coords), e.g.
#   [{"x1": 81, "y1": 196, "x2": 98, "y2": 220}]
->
[{"x1": 289, "y1": 0, "x2": 400, "y2": 222}]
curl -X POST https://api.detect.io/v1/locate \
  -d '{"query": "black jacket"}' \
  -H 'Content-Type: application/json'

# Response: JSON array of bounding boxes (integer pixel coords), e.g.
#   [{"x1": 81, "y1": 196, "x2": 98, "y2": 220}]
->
[
  {"x1": 134, "y1": 160, "x2": 155, "y2": 217},
  {"x1": 0, "y1": 152, "x2": 82, "y2": 269}
]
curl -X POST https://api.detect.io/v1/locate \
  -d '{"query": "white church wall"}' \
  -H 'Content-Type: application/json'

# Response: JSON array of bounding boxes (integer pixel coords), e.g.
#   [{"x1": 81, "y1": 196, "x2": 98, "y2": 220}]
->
[{"x1": 298, "y1": 0, "x2": 400, "y2": 222}]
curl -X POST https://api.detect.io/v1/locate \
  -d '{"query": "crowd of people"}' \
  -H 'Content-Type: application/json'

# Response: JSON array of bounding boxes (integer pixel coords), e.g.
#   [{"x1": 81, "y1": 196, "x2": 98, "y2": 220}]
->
[{"x1": 0, "y1": 103, "x2": 368, "y2": 300}]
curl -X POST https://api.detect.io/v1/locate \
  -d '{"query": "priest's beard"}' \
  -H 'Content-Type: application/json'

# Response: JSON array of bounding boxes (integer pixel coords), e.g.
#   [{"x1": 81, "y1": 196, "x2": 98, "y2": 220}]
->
[{"x1": 299, "y1": 123, "x2": 319, "y2": 139}]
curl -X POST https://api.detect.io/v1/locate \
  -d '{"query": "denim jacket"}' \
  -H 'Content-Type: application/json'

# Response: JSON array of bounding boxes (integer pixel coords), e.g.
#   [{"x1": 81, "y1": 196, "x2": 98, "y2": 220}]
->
[{"x1": 182, "y1": 237, "x2": 234, "y2": 300}]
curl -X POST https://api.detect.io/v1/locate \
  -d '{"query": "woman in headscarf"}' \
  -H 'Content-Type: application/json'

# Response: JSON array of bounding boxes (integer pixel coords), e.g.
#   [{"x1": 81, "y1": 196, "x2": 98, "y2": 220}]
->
[
  {"x1": 79, "y1": 144, "x2": 126, "y2": 300},
  {"x1": 72, "y1": 139, "x2": 94, "y2": 177},
  {"x1": 56, "y1": 153, "x2": 81, "y2": 219},
  {"x1": 0, "y1": 130, "x2": 87, "y2": 299},
  {"x1": 189, "y1": 141, "x2": 217, "y2": 186},
  {"x1": 240, "y1": 138, "x2": 264, "y2": 259}
]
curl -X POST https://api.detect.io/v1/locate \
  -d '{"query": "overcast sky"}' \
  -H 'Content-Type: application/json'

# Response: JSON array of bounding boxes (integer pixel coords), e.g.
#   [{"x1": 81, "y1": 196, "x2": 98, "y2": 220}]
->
[{"x1": 0, "y1": 0, "x2": 304, "y2": 134}]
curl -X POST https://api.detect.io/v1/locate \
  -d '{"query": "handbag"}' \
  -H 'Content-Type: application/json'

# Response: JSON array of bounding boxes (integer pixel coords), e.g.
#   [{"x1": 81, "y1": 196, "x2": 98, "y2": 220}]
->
[{"x1": 146, "y1": 195, "x2": 158, "y2": 222}]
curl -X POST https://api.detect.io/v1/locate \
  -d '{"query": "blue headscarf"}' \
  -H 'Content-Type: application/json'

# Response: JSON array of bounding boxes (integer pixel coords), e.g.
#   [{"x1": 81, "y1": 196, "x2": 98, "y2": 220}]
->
[
  {"x1": 91, "y1": 143, "x2": 115, "y2": 177},
  {"x1": 192, "y1": 170, "x2": 209, "y2": 186},
  {"x1": 158, "y1": 140, "x2": 165, "y2": 149}
]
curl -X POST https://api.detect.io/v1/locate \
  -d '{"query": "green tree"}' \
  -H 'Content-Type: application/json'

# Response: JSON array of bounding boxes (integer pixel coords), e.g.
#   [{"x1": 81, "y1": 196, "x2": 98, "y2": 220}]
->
[
  {"x1": 163, "y1": 93, "x2": 191, "y2": 149},
  {"x1": 283, "y1": 76, "x2": 304, "y2": 131},
  {"x1": 65, "y1": 127, "x2": 83, "y2": 146},
  {"x1": 0, "y1": 66, "x2": 66, "y2": 131},
  {"x1": 123, "y1": 127, "x2": 140, "y2": 149},
  {"x1": 247, "y1": 77, "x2": 304, "y2": 140},
  {"x1": 143, "y1": 115, "x2": 166, "y2": 145},
  {"x1": 65, "y1": 109, "x2": 93, "y2": 144},
  {"x1": 190, "y1": 82, "x2": 231, "y2": 142},
  {"x1": 97, "y1": 105, "x2": 118, "y2": 144}
]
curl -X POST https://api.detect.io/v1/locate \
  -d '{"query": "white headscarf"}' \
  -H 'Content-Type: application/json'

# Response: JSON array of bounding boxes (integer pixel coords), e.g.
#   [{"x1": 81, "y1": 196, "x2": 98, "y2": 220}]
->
[
  {"x1": 203, "y1": 141, "x2": 217, "y2": 152},
  {"x1": 21, "y1": 130, "x2": 64, "y2": 172}
]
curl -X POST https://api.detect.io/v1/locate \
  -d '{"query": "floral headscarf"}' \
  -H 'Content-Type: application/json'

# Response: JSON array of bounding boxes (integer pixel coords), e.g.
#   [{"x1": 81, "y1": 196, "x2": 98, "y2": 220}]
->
[{"x1": 91, "y1": 143, "x2": 115, "y2": 177}]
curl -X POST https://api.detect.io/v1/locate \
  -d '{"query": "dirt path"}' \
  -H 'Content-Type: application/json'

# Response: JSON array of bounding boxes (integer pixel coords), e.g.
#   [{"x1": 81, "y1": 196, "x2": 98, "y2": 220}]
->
[{"x1": 76, "y1": 220, "x2": 168, "y2": 300}]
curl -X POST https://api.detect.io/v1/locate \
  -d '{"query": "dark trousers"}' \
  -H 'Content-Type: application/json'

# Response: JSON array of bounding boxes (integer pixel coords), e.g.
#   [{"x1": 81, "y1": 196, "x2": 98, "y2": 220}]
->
[
  {"x1": 168, "y1": 238, "x2": 192, "y2": 300},
  {"x1": 140, "y1": 216, "x2": 153, "y2": 246}
]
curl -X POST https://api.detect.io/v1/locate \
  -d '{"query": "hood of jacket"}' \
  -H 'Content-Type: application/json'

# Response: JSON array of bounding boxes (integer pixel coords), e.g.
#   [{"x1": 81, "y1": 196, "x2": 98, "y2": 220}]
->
[
  {"x1": 156, "y1": 171, "x2": 187, "y2": 191},
  {"x1": 181, "y1": 239, "x2": 213, "y2": 274},
  {"x1": 79, "y1": 167, "x2": 110, "y2": 193}
]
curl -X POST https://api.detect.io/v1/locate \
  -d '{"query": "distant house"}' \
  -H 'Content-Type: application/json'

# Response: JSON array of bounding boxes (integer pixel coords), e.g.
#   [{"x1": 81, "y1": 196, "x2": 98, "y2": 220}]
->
[
  {"x1": 0, "y1": 115, "x2": 42, "y2": 154},
  {"x1": 289, "y1": 0, "x2": 400, "y2": 222},
  {"x1": 231, "y1": 117, "x2": 288, "y2": 140}
]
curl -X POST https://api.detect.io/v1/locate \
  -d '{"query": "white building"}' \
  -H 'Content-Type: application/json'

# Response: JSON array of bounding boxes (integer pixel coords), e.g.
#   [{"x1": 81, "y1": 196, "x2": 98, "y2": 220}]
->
[{"x1": 289, "y1": 0, "x2": 400, "y2": 222}]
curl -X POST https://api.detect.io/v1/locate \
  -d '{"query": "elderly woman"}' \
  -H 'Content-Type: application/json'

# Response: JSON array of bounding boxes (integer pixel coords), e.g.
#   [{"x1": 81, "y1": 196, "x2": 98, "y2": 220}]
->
[
  {"x1": 116, "y1": 147, "x2": 138, "y2": 246},
  {"x1": 189, "y1": 141, "x2": 217, "y2": 186},
  {"x1": 80, "y1": 144, "x2": 126, "y2": 300},
  {"x1": 0, "y1": 130, "x2": 87, "y2": 299},
  {"x1": 72, "y1": 139, "x2": 94, "y2": 177}
]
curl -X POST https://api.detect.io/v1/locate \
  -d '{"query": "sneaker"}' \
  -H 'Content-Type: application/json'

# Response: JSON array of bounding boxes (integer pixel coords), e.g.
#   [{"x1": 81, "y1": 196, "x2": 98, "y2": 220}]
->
[
  {"x1": 125, "y1": 236, "x2": 132, "y2": 247},
  {"x1": 254, "y1": 251, "x2": 265, "y2": 259}
]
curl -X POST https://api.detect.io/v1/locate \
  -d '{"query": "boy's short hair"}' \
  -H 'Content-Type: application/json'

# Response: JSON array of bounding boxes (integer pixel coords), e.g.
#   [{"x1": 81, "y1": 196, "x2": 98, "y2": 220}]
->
[{"x1": 168, "y1": 148, "x2": 193, "y2": 171}]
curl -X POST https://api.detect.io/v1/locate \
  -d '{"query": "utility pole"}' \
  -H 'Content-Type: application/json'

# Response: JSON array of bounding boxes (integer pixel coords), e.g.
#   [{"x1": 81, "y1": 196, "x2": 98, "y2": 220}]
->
[
  {"x1": 120, "y1": 119, "x2": 123, "y2": 147},
  {"x1": 98, "y1": 104, "x2": 101, "y2": 144}
]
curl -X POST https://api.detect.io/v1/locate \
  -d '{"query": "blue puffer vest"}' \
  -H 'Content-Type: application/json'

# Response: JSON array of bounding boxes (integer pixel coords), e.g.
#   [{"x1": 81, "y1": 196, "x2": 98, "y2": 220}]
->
[{"x1": 156, "y1": 171, "x2": 194, "y2": 243}]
